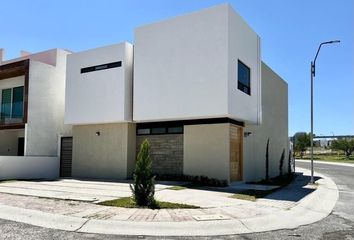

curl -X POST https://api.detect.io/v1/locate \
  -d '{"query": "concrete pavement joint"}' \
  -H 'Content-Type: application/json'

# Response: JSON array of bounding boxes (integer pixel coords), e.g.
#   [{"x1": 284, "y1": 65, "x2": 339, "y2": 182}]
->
[{"x1": 73, "y1": 218, "x2": 90, "y2": 232}]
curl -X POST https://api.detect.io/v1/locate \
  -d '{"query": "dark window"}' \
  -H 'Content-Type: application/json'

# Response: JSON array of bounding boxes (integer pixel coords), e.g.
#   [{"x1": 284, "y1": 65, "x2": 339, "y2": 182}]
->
[
  {"x1": 237, "y1": 60, "x2": 251, "y2": 95},
  {"x1": 137, "y1": 124, "x2": 183, "y2": 135},
  {"x1": 137, "y1": 128, "x2": 150, "y2": 135},
  {"x1": 80, "y1": 61, "x2": 122, "y2": 74},
  {"x1": 151, "y1": 127, "x2": 167, "y2": 134},
  {"x1": 167, "y1": 127, "x2": 183, "y2": 134}
]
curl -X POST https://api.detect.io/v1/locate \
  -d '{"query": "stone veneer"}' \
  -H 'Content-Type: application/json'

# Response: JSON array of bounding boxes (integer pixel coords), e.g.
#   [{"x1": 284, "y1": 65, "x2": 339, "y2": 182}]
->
[{"x1": 136, "y1": 134, "x2": 183, "y2": 175}]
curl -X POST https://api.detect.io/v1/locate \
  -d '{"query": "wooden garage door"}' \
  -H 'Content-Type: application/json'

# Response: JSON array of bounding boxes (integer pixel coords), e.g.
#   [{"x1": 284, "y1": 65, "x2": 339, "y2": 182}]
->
[{"x1": 60, "y1": 137, "x2": 73, "y2": 177}]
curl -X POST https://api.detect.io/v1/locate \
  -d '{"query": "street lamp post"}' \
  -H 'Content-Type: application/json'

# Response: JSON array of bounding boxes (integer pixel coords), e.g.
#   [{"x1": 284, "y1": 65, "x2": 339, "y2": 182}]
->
[{"x1": 310, "y1": 40, "x2": 340, "y2": 184}]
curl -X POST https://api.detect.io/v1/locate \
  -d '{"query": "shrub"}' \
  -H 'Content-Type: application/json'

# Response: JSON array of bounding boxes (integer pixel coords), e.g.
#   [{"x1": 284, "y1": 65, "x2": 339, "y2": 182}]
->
[
  {"x1": 130, "y1": 139, "x2": 155, "y2": 206},
  {"x1": 155, "y1": 174, "x2": 228, "y2": 187},
  {"x1": 288, "y1": 150, "x2": 292, "y2": 175},
  {"x1": 265, "y1": 138, "x2": 270, "y2": 181},
  {"x1": 279, "y1": 148, "x2": 285, "y2": 177}
]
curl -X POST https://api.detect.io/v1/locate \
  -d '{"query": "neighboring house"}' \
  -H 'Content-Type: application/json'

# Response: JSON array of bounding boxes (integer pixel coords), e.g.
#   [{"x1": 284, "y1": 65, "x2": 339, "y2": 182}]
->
[
  {"x1": 0, "y1": 49, "x2": 72, "y2": 180},
  {"x1": 65, "y1": 4, "x2": 288, "y2": 183}
]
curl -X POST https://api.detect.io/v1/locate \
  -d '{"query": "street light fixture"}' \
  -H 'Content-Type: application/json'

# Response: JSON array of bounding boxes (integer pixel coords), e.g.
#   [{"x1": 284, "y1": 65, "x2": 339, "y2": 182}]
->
[{"x1": 310, "y1": 40, "x2": 340, "y2": 184}]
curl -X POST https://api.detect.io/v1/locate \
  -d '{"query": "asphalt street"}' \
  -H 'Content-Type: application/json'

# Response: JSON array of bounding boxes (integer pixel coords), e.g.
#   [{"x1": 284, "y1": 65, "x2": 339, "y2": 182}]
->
[{"x1": 0, "y1": 161, "x2": 352, "y2": 240}]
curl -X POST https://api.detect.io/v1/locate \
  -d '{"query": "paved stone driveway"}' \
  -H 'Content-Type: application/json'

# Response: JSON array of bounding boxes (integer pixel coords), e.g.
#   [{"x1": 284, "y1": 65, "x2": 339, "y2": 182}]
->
[{"x1": 0, "y1": 178, "x2": 300, "y2": 222}]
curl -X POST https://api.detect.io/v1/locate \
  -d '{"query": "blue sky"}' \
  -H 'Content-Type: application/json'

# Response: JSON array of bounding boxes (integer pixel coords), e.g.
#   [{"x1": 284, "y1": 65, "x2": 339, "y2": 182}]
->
[{"x1": 1, "y1": 0, "x2": 353, "y2": 136}]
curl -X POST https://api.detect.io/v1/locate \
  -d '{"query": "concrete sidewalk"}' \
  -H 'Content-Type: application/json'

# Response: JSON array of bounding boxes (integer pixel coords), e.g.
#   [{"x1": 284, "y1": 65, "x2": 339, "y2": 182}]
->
[{"x1": 0, "y1": 167, "x2": 338, "y2": 236}]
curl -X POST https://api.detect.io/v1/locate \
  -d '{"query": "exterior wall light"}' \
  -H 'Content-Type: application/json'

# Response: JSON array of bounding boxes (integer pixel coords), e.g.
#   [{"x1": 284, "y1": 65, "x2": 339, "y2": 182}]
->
[
  {"x1": 95, "y1": 131, "x2": 100, "y2": 136},
  {"x1": 244, "y1": 132, "x2": 252, "y2": 137}
]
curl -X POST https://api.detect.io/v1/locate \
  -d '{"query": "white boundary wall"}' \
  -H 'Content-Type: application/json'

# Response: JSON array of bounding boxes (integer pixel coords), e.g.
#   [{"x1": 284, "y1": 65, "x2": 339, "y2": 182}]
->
[{"x1": 0, "y1": 156, "x2": 59, "y2": 180}]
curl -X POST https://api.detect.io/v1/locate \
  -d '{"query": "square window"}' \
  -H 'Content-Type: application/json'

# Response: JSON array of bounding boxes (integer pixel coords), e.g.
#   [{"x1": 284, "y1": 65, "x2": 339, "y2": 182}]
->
[{"x1": 237, "y1": 60, "x2": 251, "y2": 95}]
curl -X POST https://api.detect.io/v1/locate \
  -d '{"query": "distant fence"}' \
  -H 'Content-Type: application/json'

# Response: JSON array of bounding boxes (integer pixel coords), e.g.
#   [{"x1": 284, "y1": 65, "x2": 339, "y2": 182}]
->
[{"x1": 0, "y1": 156, "x2": 59, "y2": 180}]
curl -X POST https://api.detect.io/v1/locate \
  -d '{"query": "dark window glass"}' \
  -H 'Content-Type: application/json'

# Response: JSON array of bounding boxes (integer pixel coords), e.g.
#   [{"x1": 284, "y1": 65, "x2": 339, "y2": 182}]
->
[
  {"x1": 137, "y1": 128, "x2": 150, "y2": 135},
  {"x1": 12, "y1": 86, "x2": 24, "y2": 118},
  {"x1": 151, "y1": 127, "x2": 166, "y2": 134},
  {"x1": 237, "y1": 60, "x2": 251, "y2": 95},
  {"x1": 167, "y1": 127, "x2": 183, "y2": 134},
  {"x1": 1, "y1": 88, "x2": 12, "y2": 119},
  {"x1": 81, "y1": 61, "x2": 122, "y2": 74}
]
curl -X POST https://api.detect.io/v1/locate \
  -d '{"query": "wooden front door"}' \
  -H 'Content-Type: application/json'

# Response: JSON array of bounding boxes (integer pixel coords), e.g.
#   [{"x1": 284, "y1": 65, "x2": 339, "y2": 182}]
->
[{"x1": 230, "y1": 125, "x2": 243, "y2": 181}]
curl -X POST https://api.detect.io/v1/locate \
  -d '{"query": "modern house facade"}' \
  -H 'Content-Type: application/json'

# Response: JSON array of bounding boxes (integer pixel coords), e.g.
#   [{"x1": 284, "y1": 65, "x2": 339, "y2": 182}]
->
[
  {"x1": 0, "y1": 49, "x2": 72, "y2": 180},
  {"x1": 64, "y1": 4, "x2": 288, "y2": 183},
  {"x1": 65, "y1": 43, "x2": 135, "y2": 179}
]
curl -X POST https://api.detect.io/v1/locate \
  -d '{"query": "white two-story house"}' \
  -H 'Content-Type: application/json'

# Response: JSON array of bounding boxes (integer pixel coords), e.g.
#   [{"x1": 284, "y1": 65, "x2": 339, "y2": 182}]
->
[{"x1": 64, "y1": 4, "x2": 288, "y2": 183}]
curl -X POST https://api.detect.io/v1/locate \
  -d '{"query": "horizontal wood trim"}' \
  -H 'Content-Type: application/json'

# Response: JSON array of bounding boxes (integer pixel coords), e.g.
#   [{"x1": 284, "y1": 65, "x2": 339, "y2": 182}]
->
[
  {"x1": 0, "y1": 59, "x2": 29, "y2": 127},
  {"x1": 0, "y1": 123, "x2": 25, "y2": 130},
  {"x1": 0, "y1": 60, "x2": 28, "y2": 81}
]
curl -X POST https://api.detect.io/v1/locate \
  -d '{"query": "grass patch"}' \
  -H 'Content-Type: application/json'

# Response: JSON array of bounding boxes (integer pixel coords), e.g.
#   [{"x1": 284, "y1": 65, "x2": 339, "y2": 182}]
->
[
  {"x1": 167, "y1": 185, "x2": 187, "y2": 190},
  {"x1": 166, "y1": 182, "x2": 203, "y2": 190},
  {"x1": 99, "y1": 197, "x2": 199, "y2": 209},
  {"x1": 230, "y1": 189, "x2": 274, "y2": 202}
]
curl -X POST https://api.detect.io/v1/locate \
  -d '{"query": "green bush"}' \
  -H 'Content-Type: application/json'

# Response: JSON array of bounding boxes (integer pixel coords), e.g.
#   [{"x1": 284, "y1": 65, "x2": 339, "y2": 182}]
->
[
  {"x1": 130, "y1": 139, "x2": 155, "y2": 206},
  {"x1": 155, "y1": 174, "x2": 228, "y2": 187}
]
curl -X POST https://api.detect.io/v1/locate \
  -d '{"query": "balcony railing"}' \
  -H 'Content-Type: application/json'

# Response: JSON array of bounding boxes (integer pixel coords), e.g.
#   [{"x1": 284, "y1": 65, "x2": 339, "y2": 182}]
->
[{"x1": 0, "y1": 115, "x2": 24, "y2": 128}]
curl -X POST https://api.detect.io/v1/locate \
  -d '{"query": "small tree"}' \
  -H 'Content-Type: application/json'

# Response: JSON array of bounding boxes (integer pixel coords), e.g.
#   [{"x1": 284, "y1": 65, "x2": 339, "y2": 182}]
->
[
  {"x1": 279, "y1": 149, "x2": 285, "y2": 177},
  {"x1": 294, "y1": 133, "x2": 311, "y2": 158},
  {"x1": 265, "y1": 138, "x2": 270, "y2": 181},
  {"x1": 331, "y1": 139, "x2": 354, "y2": 158},
  {"x1": 130, "y1": 139, "x2": 156, "y2": 206}
]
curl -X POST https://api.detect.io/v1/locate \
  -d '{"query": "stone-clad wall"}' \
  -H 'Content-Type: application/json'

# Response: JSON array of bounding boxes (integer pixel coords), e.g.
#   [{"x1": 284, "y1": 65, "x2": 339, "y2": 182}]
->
[{"x1": 136, "y1": 134, "x2": 183, "y2": 175}]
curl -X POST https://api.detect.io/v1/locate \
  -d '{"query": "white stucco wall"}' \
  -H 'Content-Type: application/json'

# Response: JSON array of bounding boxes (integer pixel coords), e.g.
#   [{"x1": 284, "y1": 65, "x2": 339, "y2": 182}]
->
[
  {"x1": 228, "y1": 7, "x2": 262, "y2": 124},
  {"x1": 25, "y1": 50, "x2": 71, "y2": 156},
  {"x1": 134, "y1": 4, "x2": 261, "y2": 123},
  {"x1": 243, "y1": 62, "x2": 288, "y2": 181},
  {"x1": 0, "y1": 156, "x2": 59, "y2": 180},
  {"x1": 65, "y1": 42, "x2": 133, "y2": 125}
]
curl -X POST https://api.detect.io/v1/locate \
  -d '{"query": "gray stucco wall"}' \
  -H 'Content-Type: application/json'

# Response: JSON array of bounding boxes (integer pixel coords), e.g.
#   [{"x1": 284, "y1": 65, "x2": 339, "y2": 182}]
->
[
  {"x1": 184, "y1": 123, "x2": 230, "y2": 181},
  {"x1": 0, "y1": 129, "x2": 24, "y2": 156},
  {"x1": 72, "y1": 123, "x2": 136, "y2": 180},
  {"x1": 136, "y1": 134, "x2": 183, "y2": 175},
  {"x1": 243, "y1": 62, "x2": 289, "y2": 182}
]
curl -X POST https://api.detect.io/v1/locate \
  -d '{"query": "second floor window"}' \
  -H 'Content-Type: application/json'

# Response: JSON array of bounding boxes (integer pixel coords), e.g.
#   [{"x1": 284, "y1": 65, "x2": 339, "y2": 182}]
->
[
  {"x1": 0, "y1": 86, "x2": 24, "y2": 121},
  {"x1": 237, "y1": 60, "x2": 251, "y2": 95}
]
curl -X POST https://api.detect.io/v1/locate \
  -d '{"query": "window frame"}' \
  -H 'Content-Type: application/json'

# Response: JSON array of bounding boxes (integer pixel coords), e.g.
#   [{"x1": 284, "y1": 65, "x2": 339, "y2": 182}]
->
[
  {"x1": 137, "y1": 125, "x2": 184, "y2": 136},
  {"x1": 80, "y1": 61, "x2": 122, "y2": 74},
  {"x1": 0, "y1": 86, "x2": 24, "y2": 120},
  {"x1": 237, "y1": 60, "x2": 251, "y2": 95}
]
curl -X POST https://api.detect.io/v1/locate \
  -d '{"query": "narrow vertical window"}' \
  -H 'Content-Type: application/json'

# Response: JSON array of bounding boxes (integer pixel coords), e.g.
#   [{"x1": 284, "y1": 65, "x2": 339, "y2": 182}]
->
[
  {"x1": 1, "y1": 88, "x2": 12, "y2": 120},
  {"x1": 12, "y1": 86, "x2": 24, "y2": 119},
  {"x1": 237, "y1": 60, "x2": 251, "y2": 95}
]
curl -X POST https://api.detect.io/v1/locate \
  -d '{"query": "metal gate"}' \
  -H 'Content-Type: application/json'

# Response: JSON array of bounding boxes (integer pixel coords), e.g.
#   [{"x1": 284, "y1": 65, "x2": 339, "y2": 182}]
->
[{"x1": 60, "y1": 137, "x2": 73, "y2": 177}]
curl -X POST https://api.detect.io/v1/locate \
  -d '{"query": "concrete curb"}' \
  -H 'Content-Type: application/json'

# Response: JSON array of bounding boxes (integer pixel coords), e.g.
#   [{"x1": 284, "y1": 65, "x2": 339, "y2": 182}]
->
[
  {"x1": 296, "y1": 159, "x2": 354, "y2": 167},
  {"x1": 0, "y1": 167, "x2": 339, "y2": 236}
]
